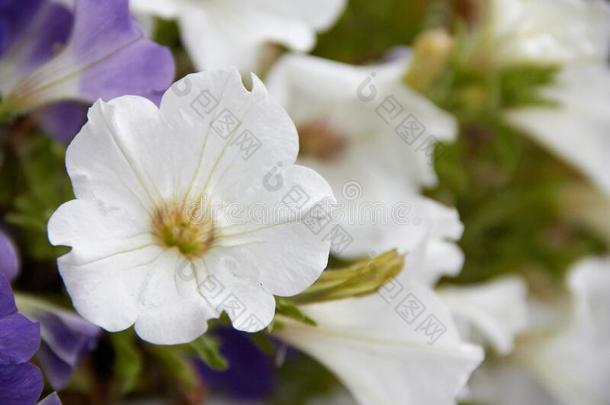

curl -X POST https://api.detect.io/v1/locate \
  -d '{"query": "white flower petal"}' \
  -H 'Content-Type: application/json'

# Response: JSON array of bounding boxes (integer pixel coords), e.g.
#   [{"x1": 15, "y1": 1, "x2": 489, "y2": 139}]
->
[
  {"x1": 276, "y1": 282, "x2": 483, "y2": 405},
  {"x1": 130, "y1": 0, "x2": 180, "y2": 19},
  {"x1": 319, "y1": 174, "x2": 429, "y2": 260},
  {"x1": 402, "y1": 200, "x2": 464, "y2": 286},
  {"x1": 208, "y1": 219, "x2": 330, "y2": 298},
  {"x1": 266, "y1": 53, "x2": 457, "y2": 189},
  {"x1": 253, "y1": 0, "x2": 347, "y2": 31},
  {"x1": 66, "y1": 97, "x2": 166, "y2": 221},
  {"x1": 48, "y1": 199, "x2": 157, "y2": 331},
  {"x1": 57, "y1": 245, "x2": 162, "y2": 333},
  {"x1": 47, "y1": 199, "x2": 152, "y2": 263},
  {"x1": 469, "y1": 362, "x2": 558, "y2": 405},
  {"x1": 192, "y1": 251, "x2": 277, "y2": 332},
  {"x1": 506, "y1": 64, "x2": 610, "y2": 195},
  {"x1": 568, "y1": 256, "x2": 610, "y2": 343},
  {"x1": 482, "y1": 0, "x2": 610, "y2": 66},
  {"x1": 136, "y1": 0, "x2": 346, "y2": 72},
  {"x1": 159, "y1": 70, "x2": 301, "y2": 200},
  {"x1": 470, "y1": 258, "x2": 610, "y2": 405},
  {"x1": 275, "y1": 161, "x2": 464, "y2": 287},
  {"x1": 134, "y1": 253, "x2": 217, "y2": 344},
  {"x1": 439, "y1": 277, "x2": 529, "y2": 354},
  {"x1": 517, "y1": 257, "x2": 610, "y2": 405}
]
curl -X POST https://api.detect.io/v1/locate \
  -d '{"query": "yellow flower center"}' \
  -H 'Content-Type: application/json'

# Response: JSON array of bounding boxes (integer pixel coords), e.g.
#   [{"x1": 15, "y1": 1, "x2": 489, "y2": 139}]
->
[{"x1": 151, "y1": 198, "x2": 215, "y2": 258}]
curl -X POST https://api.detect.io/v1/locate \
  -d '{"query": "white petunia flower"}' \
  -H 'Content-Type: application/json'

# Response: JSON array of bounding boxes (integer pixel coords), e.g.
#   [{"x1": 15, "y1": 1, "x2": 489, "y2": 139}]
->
[
  {"x1": 266, "y1": 53, "x2": 462, "y2": 282},
  {"x1": 275, "y1": 275, "x2": 484, "y2": 405},
  {"x1": 266, "y1": 52, "x2": 457, "y2": 190},
  {"x1": 469, "y1": 257, "x2": 610, "y2": 405},
  {"x1": 472, "y1": 0, "x2": 610, "y2": 67},
  {"x1": 438, "y1": 276, "x2": 529, "y2": 355},
  {"x1": 505, "y1": 64, "x2": 610, "y2": 195},
  {"x1": 47, "y1": 68, "x2": 335, "y2": 345},
  {"x1": 469, "y1": 0, "x2": 610, "y2": 195},
  {"x1": 130, "y1": 0, "x2": 347, "y2": 73}
]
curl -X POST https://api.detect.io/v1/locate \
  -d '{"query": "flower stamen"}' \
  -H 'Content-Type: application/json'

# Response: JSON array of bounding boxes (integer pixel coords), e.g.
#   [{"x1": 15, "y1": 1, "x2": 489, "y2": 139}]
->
[{"x1": 151, "y1": 198, "x2": 215, "y2": 258}]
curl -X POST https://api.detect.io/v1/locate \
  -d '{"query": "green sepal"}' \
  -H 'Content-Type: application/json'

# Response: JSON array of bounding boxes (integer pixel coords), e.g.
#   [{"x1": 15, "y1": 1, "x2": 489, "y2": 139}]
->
[
  {"x1": 291, "y1": 250, "x2": 404, "y2": 305},
  {"x1": 275, "y1": 297, "x2": 317, "y2": 327}
]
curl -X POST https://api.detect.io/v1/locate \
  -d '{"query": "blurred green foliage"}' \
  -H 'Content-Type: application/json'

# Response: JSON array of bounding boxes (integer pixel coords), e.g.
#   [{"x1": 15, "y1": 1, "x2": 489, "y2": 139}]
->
[
  {"x1": 420, "y1": 31, "x2": 607, "y2": 286},
  {"x1": 314, "y1": 0, "x2": 427, "y2": 63},
  {"x1": 273, "y1": 354, "x2": 341, "y2": 405},
  {"x1": 2, "y1": 133, "x2": 71, "y2": 260},
  {"x1": 430, "y1": 121, "x2": 607, "y2": 286}
]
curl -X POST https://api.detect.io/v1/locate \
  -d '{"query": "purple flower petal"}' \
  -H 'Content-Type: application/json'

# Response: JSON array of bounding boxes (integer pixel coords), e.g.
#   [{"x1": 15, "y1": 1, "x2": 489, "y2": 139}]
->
[
  {"x1": 32, "y1": 309, "x2": 99, "y2": 389},
  {"x1": 36, "y1": 343, "x2": 73, "y2": 390},
  {"x1": 0, "y1": 275, "x2": 43, "y2": 403},
  {"x1": 0, "y1": 363, "x2": 43, "y2": 405},
  {"x1": 0, "y1": 312, "x2": 41, "y2": 365},
  {"x1": 37, "y1": 0, "x2": 173, "y2": 104},
  {"x1": 195, "y1": 327, "x2": 275, "y2": 400},
  {"x1": 38, "y1": 310, "x2": 100, "y2": 365},
  {"x1": 3, "y1": 0, "x2": 174, "y2": 113},
  {"x1": 0, "y1": 0, "x2": 72, "y2": 89},
  {"x1": 38, "y1": 392, "x2": 62, "y2": 405},
  {"x1": 36, "y1": 101, "x2": 87, "y2": 143},
  {"x1": 18, "y1": 1, "x2": 73, "y2": 73},
  {"x1": 0, "y1": 230, "x2": 19, "y2": 282},
  {"x1": 0, "y1": 274, "x2": 17, "y2": 318},
  {"x1": 79, "y1": 38, "x2": 173, "y2": 105},
  {"x1": 0, "y1": 0, "x2": 43, "y2": 58},
  {"x1": 71, "y1": 0, "x2": 174, "y2": 103}
]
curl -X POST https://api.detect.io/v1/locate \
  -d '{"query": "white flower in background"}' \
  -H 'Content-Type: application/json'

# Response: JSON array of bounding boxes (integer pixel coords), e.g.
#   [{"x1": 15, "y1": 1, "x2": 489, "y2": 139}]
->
[
  {"x1": 130, "y1": 0, "x2": 347, "y2": 73},
  {"x1": 266, "y1": 52, "x2": 456, "y2": 190},
  {"x1": 473, "y1": 0, "x2": 610, "y2": 67},
  {"x1": 47, "y1": 68, "x2": 335, "y2": 345},
  {"x1": 265, "y1": 53, "x2": 485, "y2": 405},
  {"x1": 505, "y1": 64, "x2": 610, "y2": 195},
  {"x1": 470, "y1": 0, "x2": 610, "y2": 195},
  {"x1": 469, "y1": 257, "x2": 610, "y2": 405},
  {"x1": 276, "y1": 277, "x2": 483, "y2": 405},
  {"x1": 438, "y1": 276, "x2": 529, "y2": 355},
  {"x1": 266, "y1": 53, "x2": 463, "y2": 282}
]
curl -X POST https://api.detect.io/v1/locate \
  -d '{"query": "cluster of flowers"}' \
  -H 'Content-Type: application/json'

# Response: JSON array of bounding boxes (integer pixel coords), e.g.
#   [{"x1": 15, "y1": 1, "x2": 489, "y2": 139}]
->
[{"x1": 1, "y1": 0, "x2": 609, "y2": 404}]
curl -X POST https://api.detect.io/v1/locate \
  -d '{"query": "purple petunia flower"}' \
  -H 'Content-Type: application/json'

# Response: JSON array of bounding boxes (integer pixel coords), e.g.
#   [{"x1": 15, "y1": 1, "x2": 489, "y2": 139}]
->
[
  {"x1": 0, "y1": 229, "x2": 19, "y2": 282},
  {"x1": 0, "y1": 0, "x2": 175, "y2": 141},
  {"x1": 20, "y1": 299, "x2": 100, "y2": 390},
  {"x1": 0, "y1": 273, "x2": 43, "y2": 405},
  {"x1": 195, "y1": 327, "x2": 276, "y2": 400},
  {"x1": 0, "y1": 229, "x2": 100, "y2": 390}
]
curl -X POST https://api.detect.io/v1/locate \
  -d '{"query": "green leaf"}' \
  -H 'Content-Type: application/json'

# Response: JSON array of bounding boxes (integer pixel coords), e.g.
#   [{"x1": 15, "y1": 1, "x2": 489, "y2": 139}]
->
[
  {"x1": 188, "y1": 335, "x2": 229, "y2": 371},
  {"x1": 5, "y1": 135, "x2": 73, "y2": 260},
  {"x1": 111, "y1": 330, "x2": 143, "y2": 395},
  {"x1": 498, "y1": 64, "x2": 560, "y2": 108},
  {"x1": 148, "y1": 345, "x2": 197, "y2": 389}
]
